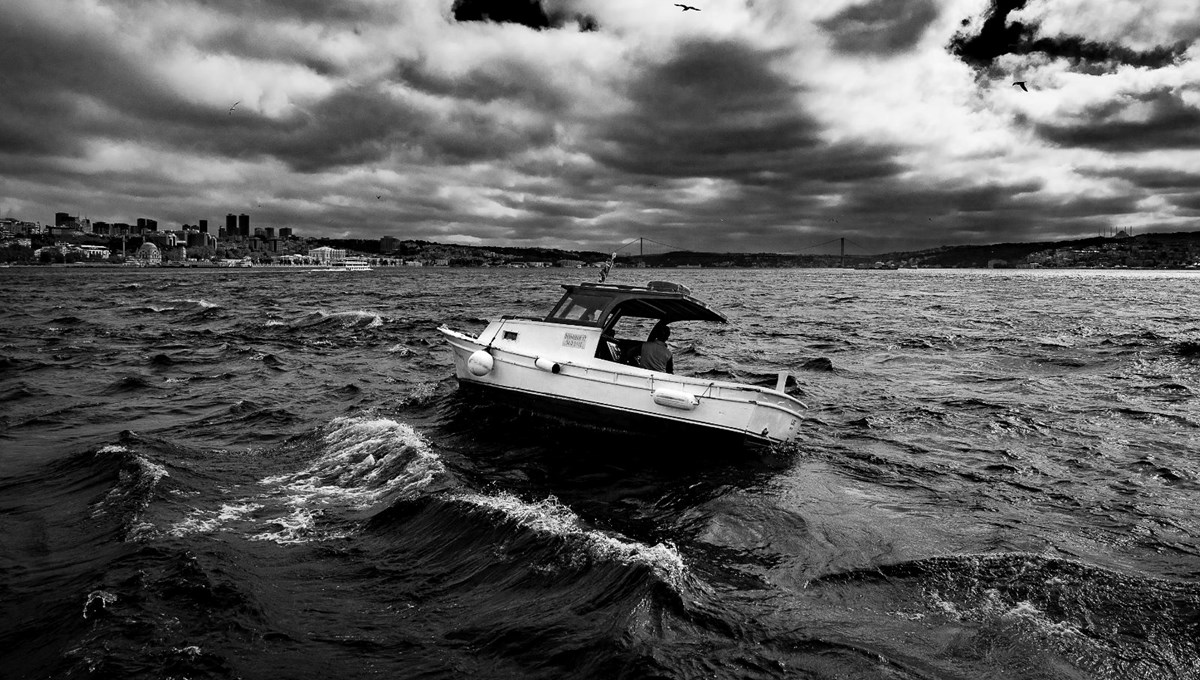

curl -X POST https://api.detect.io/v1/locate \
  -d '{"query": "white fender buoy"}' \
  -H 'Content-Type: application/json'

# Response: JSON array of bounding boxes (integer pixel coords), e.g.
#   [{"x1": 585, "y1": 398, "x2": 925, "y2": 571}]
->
[
  {"x1": 534, "y1": 357, "x2": 561, "y2": 374},
  {"x1": 652, "y1": 389, "x2": 698, "y2": 410},
  {"x1": 468, "y1": 350, "x2": 494, "y2": 376}
]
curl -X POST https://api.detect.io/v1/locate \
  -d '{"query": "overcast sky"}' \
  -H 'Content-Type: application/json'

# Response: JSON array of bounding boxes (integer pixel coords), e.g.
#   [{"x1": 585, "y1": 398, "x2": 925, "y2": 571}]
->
[{"x1": 2, "y1": 0, "x2": 1198, "y2": 254}]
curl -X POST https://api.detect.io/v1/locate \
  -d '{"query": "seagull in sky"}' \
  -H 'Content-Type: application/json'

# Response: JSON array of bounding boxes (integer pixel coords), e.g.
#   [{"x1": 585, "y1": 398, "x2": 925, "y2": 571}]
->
[
  {"x1": 228, "y1": 100, "x2": 240, "y2": 115},
  {"x1": 1013, "y1": 81, "x2": 1028, "y2": 92},
  {"x1": 674, "y1": 3, "x2": 700, "y2": 11}
]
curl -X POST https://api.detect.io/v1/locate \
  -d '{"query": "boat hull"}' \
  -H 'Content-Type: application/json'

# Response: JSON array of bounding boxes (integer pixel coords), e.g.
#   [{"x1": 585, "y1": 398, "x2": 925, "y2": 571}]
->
[
  {"x1": 439, "y1": 326, "x2": 805, "y2": 447},
  {"x1": 453, "y1": 380, "x2": 780, "y2": 448}
]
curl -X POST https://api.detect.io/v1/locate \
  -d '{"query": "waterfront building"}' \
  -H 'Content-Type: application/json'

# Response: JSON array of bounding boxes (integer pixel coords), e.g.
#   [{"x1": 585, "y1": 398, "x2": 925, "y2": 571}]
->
[
  {"x1": 308, "y1": 246, "x2": 344, "y2": 264},
  {"x1": 47, "y1": 225, "x2": 83, "y2": 238},
  {"x1": 134, "y1": 242, "x2": 162, "y2": 265},
  {"x1": 75, "y1": 245, "x2": 111, "y2": 260}
]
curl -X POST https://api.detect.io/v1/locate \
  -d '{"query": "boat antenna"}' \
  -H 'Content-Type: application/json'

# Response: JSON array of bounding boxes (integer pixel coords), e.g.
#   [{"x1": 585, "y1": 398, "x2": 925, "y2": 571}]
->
[
  {"x1": 598, "y1": 252, "x2": 615, "y2": 282},
  {"x1": 599, "y1": 237, "x2": 645, "y2": 282}
]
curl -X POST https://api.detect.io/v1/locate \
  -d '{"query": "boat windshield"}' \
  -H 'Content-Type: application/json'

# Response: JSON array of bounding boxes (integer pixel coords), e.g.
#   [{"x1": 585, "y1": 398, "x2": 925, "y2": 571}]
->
[{"x1": 546, "y1": 291, "x2": 610, "y2": 325}]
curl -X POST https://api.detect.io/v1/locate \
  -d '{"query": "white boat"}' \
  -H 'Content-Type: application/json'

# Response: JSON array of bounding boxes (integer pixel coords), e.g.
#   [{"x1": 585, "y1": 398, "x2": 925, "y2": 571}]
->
[
  {"x1": 311, "y1": 257, "x2": 373, "y2": 272},
  {"x1": 438, "y1": 280, "x2": 807, "y2": 447}
]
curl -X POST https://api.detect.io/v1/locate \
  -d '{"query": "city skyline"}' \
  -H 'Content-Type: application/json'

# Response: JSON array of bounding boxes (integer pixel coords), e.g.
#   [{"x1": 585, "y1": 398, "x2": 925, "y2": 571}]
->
[{"x1": 2, "y1": 0, "x2": 1199, "y2": 255}]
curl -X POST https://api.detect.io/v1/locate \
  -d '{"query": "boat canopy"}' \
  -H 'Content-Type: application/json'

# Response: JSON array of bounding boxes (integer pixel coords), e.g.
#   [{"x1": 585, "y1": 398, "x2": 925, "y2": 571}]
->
[{"x1": 544, "y1": 281, "x2": 728, "y2": 327}]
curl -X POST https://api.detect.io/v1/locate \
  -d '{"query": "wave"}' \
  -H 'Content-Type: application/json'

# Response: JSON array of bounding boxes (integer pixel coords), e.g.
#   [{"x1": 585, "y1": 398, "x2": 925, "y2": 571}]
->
[
  {"x1": 451, "y1": 491, "x2": 686, "y2": 588},
  {"x1": 808, "y1": 552, "x2": 1200, "y2": 679},
  {"x1": 167, "y1": 416, "x2": 448, "y2": 545},
  {"x1": 99, "y1": 375, "x2": 160, "y2": 395},
  {"x1": 1171, "y1": 340, "x2": 1200, "y2": 358},
  {"x1": 126, "y1": 305, "x2": 177, "y2": 314},
  {"x1": 169, "y1": 298, "x2": 220, "y2": 310},
  {"x1": 0, "y1": 382, "x2": 47, "y2": 402},
  {"x1": 48, "y1": 315, "x2": 86, "y2": 325},
  {"x1": 290, "y1": 309, "x2": 385, "y2": 330},
  {"x1": 257, "y1": 353, "x2": 287, "y2": 369}
]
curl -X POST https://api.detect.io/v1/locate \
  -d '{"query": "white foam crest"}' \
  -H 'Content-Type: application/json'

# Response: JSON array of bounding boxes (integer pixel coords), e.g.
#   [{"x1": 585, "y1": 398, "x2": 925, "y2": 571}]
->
[
  {"x1": 94, "y1": 453, "x2": 169, "y2": 519},
  {"x1": 249, "y1": 506, "x2": 327, "y2": 544},
  {"x1": 136, "y1": 456, "x2": 170, "y2": 484},
  {"x1": 329, "y1": 309, "x2": 384, "y2": 328},
  {"x1": 168, "y1": 502, "x2": 263, "y2": 537},
  {"x1": 260, "y1": 416, "x2": 444, "y2": 508},
  {"x1": 264, "y1": 320, "x2": 287, "y2": 327},
  {"x1": 83, "y1": 590, "x2": 117, "y2": 619},
  {"x1": 142, "y1": 418, "x2": 442, "y2": 546},
  {"x1": 926, "y1": 587, "x2": 1085, "y2": 641},
  {"x1": 97, "y1": 445, "x2": 130, "y2": 455},
  {"x1": 171, "y1": 298, "x2": 219, "y2": 309},
  {"x1": 455, "y1": 492, "x2": 687, "y2": 586}
]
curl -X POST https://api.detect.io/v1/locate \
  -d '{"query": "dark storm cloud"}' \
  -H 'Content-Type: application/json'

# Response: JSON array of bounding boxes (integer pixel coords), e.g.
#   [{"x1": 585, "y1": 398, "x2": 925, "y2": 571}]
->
[
  {"x1": 214, "y1": 84, "x2": 554, "y2": 172},
  {"x1": 0, "y1": 10, "x2": 155, "y2": 158},
  {"x1": 593, "y1": 39, "x2": 902, "y2": 184},
  {"x1": 393, "y1": 55, "x2": 569, "y2": 112},
  {"x1": 120, "y1": 0, "x2": 377, "y2": 23},
  {"x1": 949, "y1": 0, "x2": 1189, "y2": 72},
  {"x1": 451, "y1": 0, "x2": 598, "y2": 32},
  {"x1": 818, "y1": 0, "x2": 940, "y2": 54},
  {"x1": 805, "y1": 176, "x2": 1156, "y2": 252},
  {"x1": 1171, "y1": 194, "x2": 1200, "y2": 212},
  {"x1": 1115, "y1": 168, "x2": 1200, "y2": 192},
  {"x1": 1096, "y1": 168, "x2": 1200, "y2": 216},
  {"x1": 253, "y1": 87, "x2": 427, "y2": 172},
  {"x1": 1035, "y1": 88, "x2": 1200, "y2": 151}
]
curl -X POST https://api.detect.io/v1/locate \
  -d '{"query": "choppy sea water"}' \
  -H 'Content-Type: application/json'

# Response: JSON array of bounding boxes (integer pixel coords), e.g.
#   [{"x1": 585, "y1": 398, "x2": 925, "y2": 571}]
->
[{"x1": 1, "y1": 266, "x2": 1198, "y2": 679}]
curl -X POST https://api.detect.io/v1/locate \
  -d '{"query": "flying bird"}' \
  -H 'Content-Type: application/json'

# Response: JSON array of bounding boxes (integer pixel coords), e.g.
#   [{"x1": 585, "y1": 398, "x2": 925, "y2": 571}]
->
[
  {"x1": 1013, "y1": 81, "x2": 1028, "y2": 92},
  {"x1": 674, "y1": 3, "x2": 700, "y2": 11},
  {"x1": 228, "y1": 100, "x2": 240, "y2": 115}
]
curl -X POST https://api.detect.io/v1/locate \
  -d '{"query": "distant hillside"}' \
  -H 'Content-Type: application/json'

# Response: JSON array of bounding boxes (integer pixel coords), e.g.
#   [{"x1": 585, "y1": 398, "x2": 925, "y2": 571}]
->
[
  {"x1": 876, "y1": 231, "x2": 1200, "y2": 268},
  {"x1": 313, "y1": 231, "x2": 1200, "y2": 269}
]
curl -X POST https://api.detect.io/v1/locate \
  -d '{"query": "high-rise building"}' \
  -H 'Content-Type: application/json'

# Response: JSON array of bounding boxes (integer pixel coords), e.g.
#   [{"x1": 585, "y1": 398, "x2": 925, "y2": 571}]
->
[
  {"x1": 55, "y1": 212, "x2": 76, "y2": 226},
  {"x1": 238, "y1": 214, "x2": 249, "y2": 237},
  {"x1": 279, "y1": 227, "x2": 293, "y2": 238},
  {"x1": 199, "y1": 219, "x2": 209, "y2": 234},
  {"x1": 226, "y1": 214, "x2": 237, "y2": 236}
]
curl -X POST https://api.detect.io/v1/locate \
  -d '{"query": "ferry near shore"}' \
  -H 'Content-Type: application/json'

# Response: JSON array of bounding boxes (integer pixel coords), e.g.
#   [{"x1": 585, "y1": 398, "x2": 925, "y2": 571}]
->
[
  {"x1": 311, "y1": 257, "x2": 372, "y2": 272},
  {"x1": 438, "y1": 280, "x2": 807, "y2": 447}
]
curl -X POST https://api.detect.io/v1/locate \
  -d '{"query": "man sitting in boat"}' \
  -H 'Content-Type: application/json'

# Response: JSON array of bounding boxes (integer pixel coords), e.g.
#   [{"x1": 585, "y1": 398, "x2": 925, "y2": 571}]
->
[{"x1": 638, "y1": 321, "x2": 673, "y2": 374}]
